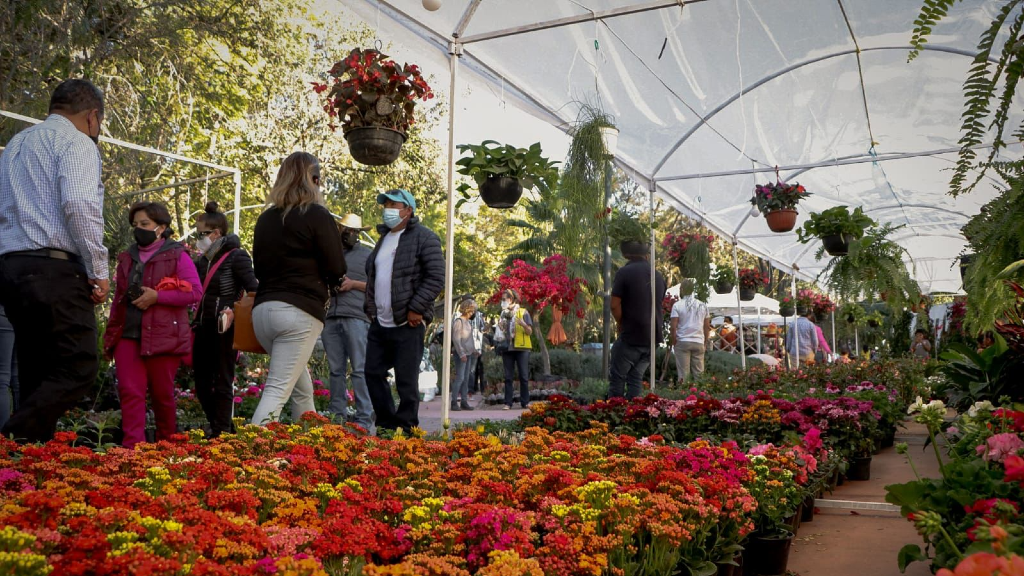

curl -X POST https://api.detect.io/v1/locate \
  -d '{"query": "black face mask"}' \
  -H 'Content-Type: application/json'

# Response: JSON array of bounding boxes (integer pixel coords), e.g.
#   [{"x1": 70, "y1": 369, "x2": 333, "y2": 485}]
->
[
  {"x1": 342, "y1": 231, "x2": 359, "y2": 249},
  {"x1": 134, "y1": 227, "x2": 158, "y2": 247}
]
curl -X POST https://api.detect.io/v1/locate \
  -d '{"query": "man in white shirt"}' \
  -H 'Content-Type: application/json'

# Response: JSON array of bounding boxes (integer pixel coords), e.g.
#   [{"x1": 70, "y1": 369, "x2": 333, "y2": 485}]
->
[
  {"x1": 669, "y1": 279, "x2": 711, "y2": 383},
  {"x1": 0, "y1": 79, "x2": 109, "y2": 442}
]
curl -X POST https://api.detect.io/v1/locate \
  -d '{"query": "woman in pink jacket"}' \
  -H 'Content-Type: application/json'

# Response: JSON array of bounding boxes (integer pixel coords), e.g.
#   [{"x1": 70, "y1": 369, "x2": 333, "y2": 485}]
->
[
  {"x1": 814, "y1": 314, "x2": 832, "y2": 362},
  {"x1": 104, "y1": 202, "x2": 201, "y2": 448}
]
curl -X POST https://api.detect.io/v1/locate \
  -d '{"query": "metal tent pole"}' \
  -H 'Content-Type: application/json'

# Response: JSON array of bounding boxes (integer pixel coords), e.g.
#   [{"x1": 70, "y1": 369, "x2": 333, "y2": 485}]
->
[
  {"x1": 440, "y1": 42, "x2": 461, "y2": 432},
  {"x1": 733, "y1": 242, "x2": 745, "y2": 368},
  {"x1": 757, "y1": 307, "x2": 762, "y2": 354},
  {"x1": 792, "y1": 274, "x2": 799, "y2": 369},
  {"x1": 647, "y1": 178, "x2": 655, "y2": 389},
  {"x1": 855, "y1": 326, "x2": 860, "y2": 359},
  {"x1": 830, "y1": 308, "x2": 837, "y2": 363},
  {"x1": 602, "y1": 159, "x2": 612, "y2": 379},
  {"x1": 233, "y1": 171, "x2": 242, "y2": 235}
]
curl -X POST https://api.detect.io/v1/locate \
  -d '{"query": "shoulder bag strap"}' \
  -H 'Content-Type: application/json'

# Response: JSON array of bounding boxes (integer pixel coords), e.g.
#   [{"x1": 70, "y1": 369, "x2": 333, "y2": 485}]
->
[{"x1": 201, "y1": 249, "x2": 238, "y2": 294}]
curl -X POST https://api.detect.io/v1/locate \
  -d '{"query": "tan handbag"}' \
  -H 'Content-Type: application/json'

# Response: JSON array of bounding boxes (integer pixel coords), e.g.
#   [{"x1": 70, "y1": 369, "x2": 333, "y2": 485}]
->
[{"x1": 232, "y1": 292, "x2": 266, "y2": 354}]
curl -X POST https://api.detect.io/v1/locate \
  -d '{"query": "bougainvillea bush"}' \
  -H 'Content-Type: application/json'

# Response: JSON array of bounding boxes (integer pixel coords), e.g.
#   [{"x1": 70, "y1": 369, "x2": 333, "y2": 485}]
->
[{"x1": 0, "y1": 418, "x2": 762, "y2": 576}]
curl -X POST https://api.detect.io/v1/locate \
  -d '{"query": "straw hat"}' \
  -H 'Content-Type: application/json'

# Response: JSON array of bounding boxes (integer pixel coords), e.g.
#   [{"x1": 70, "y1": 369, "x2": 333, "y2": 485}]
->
[{"x1": 337, "y1": 213, "x2": 371, "y2": 231}]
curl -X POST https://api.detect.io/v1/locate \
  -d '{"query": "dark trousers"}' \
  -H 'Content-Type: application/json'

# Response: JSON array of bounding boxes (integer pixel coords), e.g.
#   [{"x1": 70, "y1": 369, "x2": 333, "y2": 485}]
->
[
  {"x1": 503, "y1": 350, "x2": 530, "y2": 407},
  {"x1": 192, "y1": 323, "x2": 237, "y2": 437},
  {"x1": 365, "y1": 321, "x2": 424, "y2": 433},
  {"x1": 609, "y1": 338, "x2": 650, "y2": 399},
  {"x1": 0, "y1": 256, "x2": 98, "y2": 443},
  {"x1": 471, "y1": 355, "x2": 485, "y2": 393}
]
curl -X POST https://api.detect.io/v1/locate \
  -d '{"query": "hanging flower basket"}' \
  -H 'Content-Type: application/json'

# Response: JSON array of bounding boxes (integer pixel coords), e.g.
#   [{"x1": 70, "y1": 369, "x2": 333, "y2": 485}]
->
[
  {"x1": 344, "y1": 127, "x2": 407, "y2": 166},
  {"x1": 663, "y1": 232, "x2": 715, "y2": 278},
  {"x1": 712, "y1": 264, "x2": 736, "y2": 295},
  {"x1": 714, "y1": 281, "x2": 734, "y2": 295},
  {"x1": 738, "y1": 268, "x2": 768, "y2": 302},
  {"x1": 315, "y1": 48, "x2": 433, "y2": 167},
  {"x1": 479, "y1": 176, "x2": 524, "y2": 209},
  {"x1": 750, "y1": 180, "x2": 810, "y2": 234},
  {"x1": 779, "y1": 299, "x2": 795, "y2": 317},
  {"x1": 822, "y1": 233, "x2": 855, "y2": 256}
]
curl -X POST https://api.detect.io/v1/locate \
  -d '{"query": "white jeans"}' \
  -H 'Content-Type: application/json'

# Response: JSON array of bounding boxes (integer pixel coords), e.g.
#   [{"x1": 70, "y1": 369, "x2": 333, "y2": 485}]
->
[{"x1": 251, "y1": 301, "x2": 323, "y2": 425}]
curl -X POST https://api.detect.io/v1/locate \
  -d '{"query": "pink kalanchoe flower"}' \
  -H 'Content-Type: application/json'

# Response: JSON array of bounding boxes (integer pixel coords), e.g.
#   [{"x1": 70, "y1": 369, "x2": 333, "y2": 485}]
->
[{"x1": 976, "y1": 433, "x2": 1024, "y2": 463}]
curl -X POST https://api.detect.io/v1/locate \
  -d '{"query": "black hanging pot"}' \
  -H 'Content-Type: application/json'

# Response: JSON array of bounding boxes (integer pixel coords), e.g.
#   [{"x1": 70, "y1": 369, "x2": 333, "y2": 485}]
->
[
  {"x1": 344, "y1": 126, "x2": 407, "y2": 166},
  {"x1": 821, "y1": 233, "x2": 855, "y2": 256},
  {"x1": 846, "y1": 314, "x2": 856, "y2": 324},
  {"x1": 714, "y1": 281, "x2": 734, "y2": 295},
  {"x1": 867, "y1": 319, "x2": 880, "y2": 328},
  {"x1": 780, "y1": 305, "x2": 795, "y2": 317},
  {"x1": 739, "y1": 287, "x2": 756, "y2": 301},
  {"x1": 960, "y1": 253, "x2": 974, "y2": 283},
  {"x1": 480, "y1": 176, "x2": 524, "y2": 209}
]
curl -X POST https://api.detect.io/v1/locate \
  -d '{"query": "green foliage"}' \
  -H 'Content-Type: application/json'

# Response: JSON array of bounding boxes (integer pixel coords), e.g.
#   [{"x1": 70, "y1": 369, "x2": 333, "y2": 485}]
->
[
  {"x1": 674, "y1": 237, "x2": 713, "y2": 301},
  {"x1": 936, "y1": 337, "x2": 1023, "y2": 410},
  {"x1": 839, "y1": 302, "x2": 867, "y2": 326},
  {"x1": 817, "y1": 223, "x2": 919, "y2": 309},
  {"x1": 961, "y1": 167, "x2": 1024, "y2": 332},
  {"x1": 712, "y1": 264, "x2": 736, "y2": 287},
  {"x1": 321, "y1": 47, "x2": 432, "y2": 133},
  {"x1": 455, "y1": 141, "x2": 558, "y2": 191},
  {"x1": 909, "y1": 0, "x2": 1024, "y2": 194},
  {"x1": 796, "y1": 206, "x2": 876, "y2": 243},
  {"x1": 607, "y1": 209, "x2": 650, "y2": 246},
  {"x1": 750, "y1": 181, "x2": 810, "y2": 214}
]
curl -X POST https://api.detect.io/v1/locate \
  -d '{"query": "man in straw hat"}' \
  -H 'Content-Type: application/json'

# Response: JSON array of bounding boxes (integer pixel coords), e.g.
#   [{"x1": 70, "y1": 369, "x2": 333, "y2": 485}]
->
[{"x1": 322, "y1": 213, "x2": 375, "y2": 433}]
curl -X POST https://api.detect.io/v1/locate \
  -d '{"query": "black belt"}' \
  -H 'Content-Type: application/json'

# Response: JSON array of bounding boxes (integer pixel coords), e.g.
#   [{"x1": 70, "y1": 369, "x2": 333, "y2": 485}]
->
[{"x1": 3, "y1": 249, "x2": 82, "y2": 263}]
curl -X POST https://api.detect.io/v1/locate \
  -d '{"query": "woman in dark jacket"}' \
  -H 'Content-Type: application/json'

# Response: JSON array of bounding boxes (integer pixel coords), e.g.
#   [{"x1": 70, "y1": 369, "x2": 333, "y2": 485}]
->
[
  {"x1": 192, "y1": 202, "x2": 258, "y2": 437},
  {"x1": 250, "y1": 152, "x2": 346, "y2": 425},
  {"x1": 104, "y1": 201, "x2": 201, "y2": 448}
]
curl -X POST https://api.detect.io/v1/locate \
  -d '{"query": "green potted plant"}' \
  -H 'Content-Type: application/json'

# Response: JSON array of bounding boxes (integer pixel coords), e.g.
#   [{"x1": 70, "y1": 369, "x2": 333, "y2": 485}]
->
[
  {"x1": 818, "y1": 223, "x2": 918, "y2": 311},
  {"x1": 712, "y1": 264, "x2": 736, "y2": 294},
  {"x1": 454, "y1": 141, "x2": 559, "y2": 209},
  {"x1": 751, "y1": 181, "x2": 811, "y2": 233},
  {"x1": 607, "y1": 209, "x2": 651, "y2": 256},
  {"x1": 316, "y1": 48, "x2": 434, "y2": 166},
  {"x1": 738, "y1": 268, "x2": 768, "y2": 301},
  {"x1": 662, "y1": 231, "x2": 716, "y2": 300},
  {"x1": 796, "y1": 206, "x2": 876, "y2": 256},
  {"x1": 865, "y1": 310, "x2": 884, "y2": 328},
  {"x1": 840, "y1": 302, "x2": 866, "y2": 325}
]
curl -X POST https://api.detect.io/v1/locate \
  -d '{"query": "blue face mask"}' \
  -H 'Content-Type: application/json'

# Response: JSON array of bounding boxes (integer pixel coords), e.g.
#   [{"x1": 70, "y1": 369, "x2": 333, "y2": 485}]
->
[{"x1": 383, "y1": 208, "x2": 404, "y2": 229}]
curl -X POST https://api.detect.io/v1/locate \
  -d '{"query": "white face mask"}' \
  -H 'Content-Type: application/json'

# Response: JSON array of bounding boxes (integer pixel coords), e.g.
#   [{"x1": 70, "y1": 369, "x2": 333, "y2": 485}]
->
[
  {"x1": 197, "y1": 236, "x2": 213, "y2": 252},
  {"x1": 501, "y1": 300, "x2": 511, "y2": 310}
]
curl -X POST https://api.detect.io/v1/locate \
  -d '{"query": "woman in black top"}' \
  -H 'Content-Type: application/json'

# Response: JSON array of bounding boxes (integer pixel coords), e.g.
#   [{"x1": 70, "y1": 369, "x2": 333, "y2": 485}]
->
[
  {"x1": 250, "y1": 152, "x2": 346, "y2": 424},
  {"x1": 192, "y1": 202, "x2": 258, "y2": 437}
]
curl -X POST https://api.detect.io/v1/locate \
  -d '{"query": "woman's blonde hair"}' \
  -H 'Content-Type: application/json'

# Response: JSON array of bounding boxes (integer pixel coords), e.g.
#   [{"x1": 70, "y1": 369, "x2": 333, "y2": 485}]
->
[
  {"x1": 459, "y1": 299, "x2": 477, "y2": 315},
  {"x1": 268, "y1": 152, "x2": 322, "y2": 218}
]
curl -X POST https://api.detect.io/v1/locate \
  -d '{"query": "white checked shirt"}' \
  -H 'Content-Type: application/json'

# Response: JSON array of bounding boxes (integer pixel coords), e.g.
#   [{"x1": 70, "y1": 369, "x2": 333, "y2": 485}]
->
[{"x1": 0, "y1": 114, "x2": 108, "y2": 279}]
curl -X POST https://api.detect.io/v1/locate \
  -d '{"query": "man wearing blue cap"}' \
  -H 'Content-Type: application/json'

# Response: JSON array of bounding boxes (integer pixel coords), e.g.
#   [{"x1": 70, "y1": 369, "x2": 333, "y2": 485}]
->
[{"x1": 364, "y1": 189, "x2": 444, "y2": 433}]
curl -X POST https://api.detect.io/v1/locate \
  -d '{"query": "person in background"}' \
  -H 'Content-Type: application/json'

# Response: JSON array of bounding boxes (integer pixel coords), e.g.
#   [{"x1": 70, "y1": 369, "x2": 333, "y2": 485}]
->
[
  {"x1": 911, "y1": 328, "x2": 932, "y2": 360},
  {"x1": 191, "y1": 202, "x2": 258, "y2": 438},
  {"x1": 251, "y1": 152, "x2": 346, "y2": 425},
  {"x1": 837, "y1": 345, "x2": 853, "y2": 364},
  {"x1": 0, "y1": 306, "x2": 18, "y2": 431},
  {"x1": 500, "y1": 289, "x2": 533, "y2": 409},
  {"x1": 450, "y1": 299, "x2": 477, "y2": 411},
  {"x1": 322, "y1": 214, "x2": 375, "y2": 433},
  {"x1": 104, "y1": 201, "x2": 201, "y2": 448},
  {"x1": 364, "y1": 189, "x2": 444, "y2": 433},
  {"x1": 977, "y1": 332, "x2": 995, "y2": 353},
  {"x1": 719, "y1": 316, "x2": 739, "y2": 353},
  {"x1": 785, "y1": 308, "x2": 820, "y2": 368},
  {"x1": 669, "y1": 279, "x2": 710, "y2": 384},
  {"x1": 0, "y1": 79, "x2": 109, "y2": 443},
  {"x1": 861, "y1": 344, "x2": 872, "y2": 362},
  {"x1": 609, "y1": 243, "x2": 668, "y2": 399},
  {"x1": 469, "y1": 303, "x2": 487, "y2": 396},
  {"x1": 814, "y1": 314, "x2": 832, "y2": 363}
]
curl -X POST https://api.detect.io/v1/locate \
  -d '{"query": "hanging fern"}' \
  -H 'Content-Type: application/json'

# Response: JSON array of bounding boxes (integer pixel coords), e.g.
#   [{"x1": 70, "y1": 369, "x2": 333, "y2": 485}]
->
[
  {"x1": 817, "y1": 223, "x2": 919, "y2": 310},
  {"x1": 909, "y1": 0, "x2": 1024, "y2": 195}
]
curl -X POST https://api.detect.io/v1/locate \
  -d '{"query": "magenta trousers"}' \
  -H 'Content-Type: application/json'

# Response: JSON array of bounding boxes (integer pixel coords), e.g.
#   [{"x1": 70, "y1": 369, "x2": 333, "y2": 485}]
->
[{"x1": 114, "y1": 339, "x2": 181, "y2": 448}]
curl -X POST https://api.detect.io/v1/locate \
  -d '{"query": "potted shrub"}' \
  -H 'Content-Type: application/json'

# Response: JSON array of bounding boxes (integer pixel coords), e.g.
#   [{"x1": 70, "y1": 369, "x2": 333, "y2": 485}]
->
[
  {"x1": 607, "y1": 209, "x2": 651, "y2": 256},
  {"x1": 866, "y1": 310, "x2": 884, "y2": 328},
  {"x1": 796, "y1": 206, "x2": 876, "y2": 256},
  {"x1": 750, "y1": 181, "x2": 811, "y2": 233},
  {"x1": 455, "y1": 141, "x2": 559, "y2": 209},
  {"x1": 779, "y1": 296, "x2": 795, "y2": 317},
  {"x1": 317, "y1": 48, "x2": 434, "y2": 166},
  {"x1": 738, "y1": 268, "x2": 768, "y2": 301},
  {"x1": 743, "y1": 453, "x2": 801, "y2": 576},
  {"x1": 840, "y1": 302, "x2": 866, "y2": 325},
  {"x1": 712, "y1": 264, "x2": 736, "y2": 294},
  {"x1": 662, "y1": 231, "x2": 716, "y2": 299}
]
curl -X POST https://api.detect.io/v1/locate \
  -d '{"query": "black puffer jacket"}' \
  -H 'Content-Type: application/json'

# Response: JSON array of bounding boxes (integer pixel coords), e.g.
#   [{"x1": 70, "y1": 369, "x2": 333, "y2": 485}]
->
[
  {"x1": 194, "y1": 234, "x2": 258, "y2": 327},
  {"x1": 364, "y1": 217, "x2": 445, "y2": 325}
]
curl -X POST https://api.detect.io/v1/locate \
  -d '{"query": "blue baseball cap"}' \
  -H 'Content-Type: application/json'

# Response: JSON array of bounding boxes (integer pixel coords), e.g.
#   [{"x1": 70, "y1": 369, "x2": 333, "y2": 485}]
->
[{"x1": 376, "y1": 188, "x2": 416, "y2": 211}]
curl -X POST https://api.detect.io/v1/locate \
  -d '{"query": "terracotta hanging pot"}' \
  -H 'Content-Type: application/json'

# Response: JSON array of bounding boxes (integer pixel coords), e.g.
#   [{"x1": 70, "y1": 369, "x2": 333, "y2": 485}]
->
[
  {"x1": 765, "y1": 209, "x2": 798, "y2": 233},
  {"x1": 344, "y1": 126, "x2": 407, "y2": 166}
]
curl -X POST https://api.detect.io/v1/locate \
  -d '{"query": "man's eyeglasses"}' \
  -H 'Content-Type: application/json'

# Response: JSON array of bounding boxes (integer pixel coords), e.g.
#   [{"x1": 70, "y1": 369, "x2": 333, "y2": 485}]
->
[{"x1": 196, "y1": 230, "x2": 214, "y2": 237}]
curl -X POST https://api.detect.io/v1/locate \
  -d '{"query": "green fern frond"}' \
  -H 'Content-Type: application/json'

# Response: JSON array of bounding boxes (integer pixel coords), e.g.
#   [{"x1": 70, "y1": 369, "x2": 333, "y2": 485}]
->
[{"x1": 908, "y1": 0, "x2": 960, "y2": 62}]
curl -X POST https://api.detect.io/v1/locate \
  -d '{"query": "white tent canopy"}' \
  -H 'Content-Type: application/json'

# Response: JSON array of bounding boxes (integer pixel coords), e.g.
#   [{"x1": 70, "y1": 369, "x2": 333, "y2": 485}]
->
[
  {"x1": 667, "y1": 284, "x2": 780, "y2": 316},
  {"x1": 345, "y1": 0, "x2": 1021, "y2": 295}
]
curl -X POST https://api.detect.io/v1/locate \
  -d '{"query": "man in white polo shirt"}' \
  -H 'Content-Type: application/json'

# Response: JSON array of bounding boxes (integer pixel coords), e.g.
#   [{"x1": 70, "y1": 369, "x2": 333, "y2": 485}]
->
[{"x1": 669, "y1": 279, "x2": 711, "y2": 384}]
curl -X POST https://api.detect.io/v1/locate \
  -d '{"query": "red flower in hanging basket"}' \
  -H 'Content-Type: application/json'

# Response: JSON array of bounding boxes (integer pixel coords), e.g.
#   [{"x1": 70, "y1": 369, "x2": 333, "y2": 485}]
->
[
  {"x1": 738, "y1": 268, "x2": 769, "y2": 290},
  {"x1": 750, "y1": 181, "x2": 811, "y2": 215},
  {"x1": 661, "y1": 231, "x2": 716, "y2": 266}
]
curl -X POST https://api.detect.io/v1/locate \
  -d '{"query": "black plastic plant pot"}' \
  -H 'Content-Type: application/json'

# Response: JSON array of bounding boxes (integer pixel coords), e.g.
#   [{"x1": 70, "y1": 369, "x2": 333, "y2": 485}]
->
[
  {"x1": 480, "y1": 176, "x2": 524, "y2": 209},
  {"x1": 344, "y1": 126, "x2": 407, "y2": 166},
  {"x1": 743, "y1": 531, "x2": 794, "y2": 576},
  {"x1": 960, "y1": 253, "x2": 975, "y2": 283},
  {"x1": 821, "y1": 233, "x2": 854, "y2": 256},
  {"x1": 846, "y1": 314, "x2": 856, "y2": 324},
  {"x1": 780, "y1": 306, "x2": 795, "y2": 318},
  {"x1": 739, "y1": 287, "x2": 756, "y2": 301},
  {"x1": 714, "y1": 281, "x2": 734, "y2": 295},
  {"x1": 867, "y1": 319, "x2": 880, "y2": 328},
  {"x1": 847, "y1": 456, "x2": 872, "y2": 481}
]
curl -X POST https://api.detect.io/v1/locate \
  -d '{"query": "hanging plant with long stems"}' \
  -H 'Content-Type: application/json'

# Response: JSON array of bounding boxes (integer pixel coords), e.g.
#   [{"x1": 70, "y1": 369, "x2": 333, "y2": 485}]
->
[
  {"x1": 817, "y1": 223, "x2": 919, "y2": 310},
  {"x1": 662, "y1": 231, "x2": 716, "y2": 300}
]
